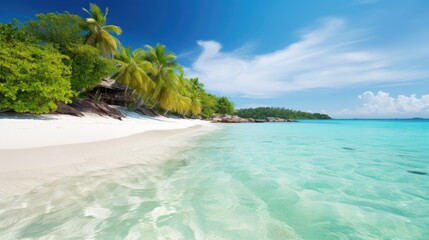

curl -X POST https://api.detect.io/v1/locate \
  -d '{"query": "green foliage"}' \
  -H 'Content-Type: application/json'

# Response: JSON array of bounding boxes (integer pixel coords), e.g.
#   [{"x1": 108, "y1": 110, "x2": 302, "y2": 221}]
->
[
  {"x1": 24, "y1": 12, "x2": 85, "y2": 47},
  {"x1": 64, "y1": 44, "x2": 116, "y2": 91},
  {"x1": 216, "y1": 96, "x2": 235, "y2": 115},
  {"x1": 82, "y1": 3, "x2": 122, "y2": 57},
  {"x1": 200, "y1": 93, "x2": 218, "y2": 118},
  {"x1": 0, "y1": 42, "x2": 73, "y2": 113},
  {"x1": 144, "y1": 44, "x2": 190, "y2": 114},
  {"x1": 113, "y1": 47, "x2": 156, "y2": 96},
  {"x1": 236, "y1": 107, "x2": 331, "y2": 119},
  {"x1": 0, "y1": 23, "x2": 34, "y2": 43},
  {"x1": 0, "y1": 6, "x2": 236, "y2": 118}
]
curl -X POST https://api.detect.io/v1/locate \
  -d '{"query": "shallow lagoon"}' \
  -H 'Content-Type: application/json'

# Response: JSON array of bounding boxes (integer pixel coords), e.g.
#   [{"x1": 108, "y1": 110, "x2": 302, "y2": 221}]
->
[{"x1": 1, "y1": 120, "x2": 428, "y2": 239}]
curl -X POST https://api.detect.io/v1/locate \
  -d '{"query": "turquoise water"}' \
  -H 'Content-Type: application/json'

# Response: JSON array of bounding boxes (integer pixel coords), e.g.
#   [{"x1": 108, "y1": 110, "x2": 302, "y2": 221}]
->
[{"x1": 1, "y1": 120, "x2": 429, "y2": 239}]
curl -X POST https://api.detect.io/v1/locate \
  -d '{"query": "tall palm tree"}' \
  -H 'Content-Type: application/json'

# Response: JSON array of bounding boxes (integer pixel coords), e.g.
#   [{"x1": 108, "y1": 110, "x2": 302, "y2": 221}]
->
[
  {"x1": 112, "y1": 47, "x2": 156, "y2": 107},
  {"x1": 82, "y1": 3, "x2": 122, "y2": 57},
  {"x1": 144, "y1": 44, "x2": 189, "y2": 113}
]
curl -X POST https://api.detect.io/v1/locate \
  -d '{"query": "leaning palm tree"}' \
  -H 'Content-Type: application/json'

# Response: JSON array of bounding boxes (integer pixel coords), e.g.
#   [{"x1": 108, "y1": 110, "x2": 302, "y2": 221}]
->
[
  {"x1": 144, "y1": 44, "x2": 189, "y2": 113},
  {"x1": 112, "y1": 47, "x2": 156, "y2": 108},
  {"x1": 82, "y1": 3, "x2": 122, "y2": 57},
  {"x1": 186, "y1": 79, "x2": 202, "y2": 116}
]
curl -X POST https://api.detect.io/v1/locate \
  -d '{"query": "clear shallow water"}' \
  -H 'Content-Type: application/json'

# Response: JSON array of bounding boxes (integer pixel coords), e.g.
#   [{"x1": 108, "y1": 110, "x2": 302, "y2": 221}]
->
[{"x1": 1, "y1": 120, "x2": 429, "y2": 239}]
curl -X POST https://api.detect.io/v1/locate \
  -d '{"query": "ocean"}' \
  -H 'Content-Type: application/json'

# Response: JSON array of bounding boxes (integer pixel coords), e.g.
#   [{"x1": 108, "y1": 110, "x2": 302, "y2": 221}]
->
[{"x1": 1, "y1": 120, "x2": 428, "y2": 239}]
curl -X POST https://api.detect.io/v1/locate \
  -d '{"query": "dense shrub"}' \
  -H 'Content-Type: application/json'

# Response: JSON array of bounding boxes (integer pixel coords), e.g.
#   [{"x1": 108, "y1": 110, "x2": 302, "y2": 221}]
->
[
  {"x1": 0, "y1": 41, "x2": 73, "y2": 113},
  {"x1": 64, "y1": 44, "x2": 116, "y2": 91}
]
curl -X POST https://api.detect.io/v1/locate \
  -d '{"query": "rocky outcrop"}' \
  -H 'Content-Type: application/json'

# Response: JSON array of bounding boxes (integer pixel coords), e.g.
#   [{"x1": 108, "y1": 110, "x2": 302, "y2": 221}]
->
[
  {"x1": 211, "y1": 115, "x2": 291, "y2": 123},
  {"x1": 70, "y1": 98, "x2": 125, "y2": 120},
  {"x1": 210, "y1": 115, "x2": 295, "y2": 123},
  {"x1": 55, "y1": 102, "x2": 84, "y2": 117},
  {"x1": 266, "y1": 117, "x2": 286, "y2": 122},
  {"x1": 137, "y1": 107, "x2": 161, "y2": 117}
]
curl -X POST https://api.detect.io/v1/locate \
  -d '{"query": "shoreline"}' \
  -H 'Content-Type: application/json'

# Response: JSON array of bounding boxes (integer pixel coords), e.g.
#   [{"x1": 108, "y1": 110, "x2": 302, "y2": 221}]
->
[
  {"x1": 0, "y1": 113, "x2": 216, "y2": 200},
  {"x1": 0, "y1": 112, "x2": 210, "y2": 149}
]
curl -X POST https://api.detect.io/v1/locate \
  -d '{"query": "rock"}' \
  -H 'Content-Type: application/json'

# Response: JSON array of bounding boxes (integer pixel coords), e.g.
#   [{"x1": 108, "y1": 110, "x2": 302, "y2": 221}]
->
[
  {"x1": 220, "y1": 115, "x2": 243, "y2": 123},
  {"x1": 71, "y1": 98, "x2": 125, "y2": 120},
  {"x1": 248, "y1": 118, "x2": 256, "y2": 122},
  {"x1": 137, "y1": 108, "x2": 158, "y2": 117},
  {"x1": 94, "y1": 101, "x2": 125, "y2": 120},
  {"x1": 266, "y1": 117, "x2": 275, "y2": 122},
  {"x1": 211, "y1": 117, "x2": 222, "y2": 123},
  {"x1": 55, "y1": 102, "x2": 84, "y2": 117},
  {"x1": 255, "y1": 119, "x2": 266, "y2": 123},
  {"x1": 266, "y1": 117, "x2": 285, "y2": 122},
  {"x1": 240, "y1": 118, "x2": 250, "y2": 123},
  {"x1": 287, "y1": 119, "x2": 297, "y2": 122}
]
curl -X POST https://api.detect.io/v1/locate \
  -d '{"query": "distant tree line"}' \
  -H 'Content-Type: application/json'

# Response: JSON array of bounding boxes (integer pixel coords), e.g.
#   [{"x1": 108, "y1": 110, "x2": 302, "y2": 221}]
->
[{"x1": 236, "y1": 107, "x2": 331, "y2": 119}]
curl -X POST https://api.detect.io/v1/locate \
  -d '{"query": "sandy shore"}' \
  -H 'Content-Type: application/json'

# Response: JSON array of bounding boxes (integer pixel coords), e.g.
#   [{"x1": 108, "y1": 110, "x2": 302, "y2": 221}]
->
[
  {"x1": 0, "y1": 112, "x2": 215, "y2": 200},
  {"x1": 0, "y1": 111, "x2": 210, "y2": 149}
]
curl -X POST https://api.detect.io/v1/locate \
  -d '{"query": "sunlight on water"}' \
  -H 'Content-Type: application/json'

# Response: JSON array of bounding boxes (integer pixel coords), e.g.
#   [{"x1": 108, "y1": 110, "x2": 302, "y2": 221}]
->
[{"x1": 0, "y1": 120, "x2": 428, "y2": 239}]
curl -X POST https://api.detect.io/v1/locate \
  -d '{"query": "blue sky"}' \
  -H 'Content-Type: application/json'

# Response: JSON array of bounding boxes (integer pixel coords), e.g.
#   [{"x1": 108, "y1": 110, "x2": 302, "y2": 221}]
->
[{"x1": 1, "y1": 0, "x2": 429, "y2": 118}]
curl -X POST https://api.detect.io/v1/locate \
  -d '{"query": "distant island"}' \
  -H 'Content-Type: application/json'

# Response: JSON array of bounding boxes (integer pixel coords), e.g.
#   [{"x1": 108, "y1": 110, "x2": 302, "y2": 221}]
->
[{"x1": 236, "y1": 107, "x2": 331, "y2": 119}]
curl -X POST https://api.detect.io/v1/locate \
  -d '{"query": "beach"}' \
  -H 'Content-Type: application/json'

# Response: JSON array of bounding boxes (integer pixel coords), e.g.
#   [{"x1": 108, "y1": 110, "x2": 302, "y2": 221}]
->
[{"x1": 0, "y1": 112, "x2": 214, "y2": 200}]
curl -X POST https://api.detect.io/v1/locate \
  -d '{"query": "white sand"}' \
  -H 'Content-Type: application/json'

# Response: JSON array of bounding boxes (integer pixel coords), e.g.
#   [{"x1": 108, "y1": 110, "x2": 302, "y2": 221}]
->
[
  {"x1": 0, "y1": 111, "x2": 210, "y2": 149},
  {"x1": 0, "y1": 111, "x2": 216, "y2": 200}
]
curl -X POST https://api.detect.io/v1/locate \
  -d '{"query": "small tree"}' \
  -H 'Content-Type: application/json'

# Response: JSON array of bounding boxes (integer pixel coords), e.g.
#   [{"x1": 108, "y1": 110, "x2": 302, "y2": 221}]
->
[
  {"x1": 24, "y1": 12, "x2": 85, "y2": 48},
  {"x1": 216, "y1": 96, "x2": 234, "y2": 115}
]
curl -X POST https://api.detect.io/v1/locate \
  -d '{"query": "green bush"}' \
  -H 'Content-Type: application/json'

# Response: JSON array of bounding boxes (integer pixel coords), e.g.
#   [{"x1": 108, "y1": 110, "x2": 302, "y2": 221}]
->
[
  {"x1": 0, "y1": 23, "x2": 34, "y2": 43},
  {"x1": 216, "y1": 96, "x2": 235, "y2": 115},
  {"x1": 0, "y1": 42, "x2": 73, "y2": 113},
  {"x1": 64, "y1": 44, "x2": 116, "y2": 91}
]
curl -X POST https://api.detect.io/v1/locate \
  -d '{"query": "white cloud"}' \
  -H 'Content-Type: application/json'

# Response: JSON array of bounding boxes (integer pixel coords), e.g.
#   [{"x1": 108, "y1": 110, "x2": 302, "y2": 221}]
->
[
  {"x1": 187, "y1": 17, "x2": 429, "y2": 98},
  {"x1": 337, "y1": 91, "x2": 429, "y2": 118}
]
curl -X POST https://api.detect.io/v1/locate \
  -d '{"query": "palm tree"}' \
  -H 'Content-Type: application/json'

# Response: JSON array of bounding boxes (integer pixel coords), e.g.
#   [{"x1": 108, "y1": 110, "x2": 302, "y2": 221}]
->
[
  {"x1": 189, "y1": 78, "x2": 204, "y2": 90},
  {"x1": 82, "y1": 3, "x2": 122, "y2": 57},
  {"x1": 185, "y1": 78, "x2": 202, "y2": 116},
  {"x1": 112, "y1": 47, "x2": 156, "y2": 108},
  {"x1": 144, "y1": 44, "x2": 189, "y2": 113}
]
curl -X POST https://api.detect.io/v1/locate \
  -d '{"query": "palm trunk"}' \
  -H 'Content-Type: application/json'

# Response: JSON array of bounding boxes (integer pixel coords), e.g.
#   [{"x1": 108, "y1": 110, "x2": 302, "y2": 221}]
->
[
  {"x1": 150, "y1": 102, "x2": 158, "y2": 109},
  {"x1": 133, "y1": 96, "x2": 143, "y2": 111},
  {"x1": 124, "y1": 85, "x2": 129, "y2": 107}
]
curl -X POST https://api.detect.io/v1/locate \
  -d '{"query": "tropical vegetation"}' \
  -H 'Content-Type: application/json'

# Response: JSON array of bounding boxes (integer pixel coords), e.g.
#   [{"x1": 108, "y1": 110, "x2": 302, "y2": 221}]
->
[
  {"x1": 0, "y1": 3, "x2": 234, "y2": 118},
  {"x1": 236, "y1": 107, "x2": 331, "y2": 119},
  {"x1": 0, "y1": 24, "x2": 73, "y2": 113}
]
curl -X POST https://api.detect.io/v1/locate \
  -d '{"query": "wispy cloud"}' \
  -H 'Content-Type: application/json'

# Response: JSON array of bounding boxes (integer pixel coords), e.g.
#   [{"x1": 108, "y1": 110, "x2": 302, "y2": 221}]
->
[
  {"x1": 337, "y1": 91, "x2": 429, "y2": 118},
  {"x1": 187, "y1": 17, "x2": 429, "y2": 98}
]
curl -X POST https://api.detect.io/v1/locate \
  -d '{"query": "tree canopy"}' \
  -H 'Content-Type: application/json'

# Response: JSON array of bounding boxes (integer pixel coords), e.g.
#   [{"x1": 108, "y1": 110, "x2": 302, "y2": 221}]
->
[
  {"x1": 236, "y1": 107, "x2": 331, "y2": 119},
  {"x1": 24, "y1": 12, "x2": 85, "y2": 47}
]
